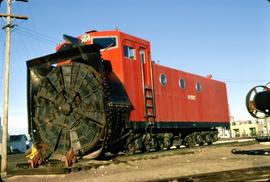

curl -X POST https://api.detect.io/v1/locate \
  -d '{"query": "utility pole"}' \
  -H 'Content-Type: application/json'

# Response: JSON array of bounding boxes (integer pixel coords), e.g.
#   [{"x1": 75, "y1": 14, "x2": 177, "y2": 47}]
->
[{"x1": 0, "y1": 0, "x2": 28, "y2": 177}]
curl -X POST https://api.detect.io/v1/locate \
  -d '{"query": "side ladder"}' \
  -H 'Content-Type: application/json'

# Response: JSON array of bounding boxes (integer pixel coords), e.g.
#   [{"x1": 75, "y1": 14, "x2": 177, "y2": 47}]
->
[
  {"x1": 139, "y1": 48, "x2": 156, "y2": 123},
  {"x1": 144, "y1": 85, "x2": 155, "y2": 122}
]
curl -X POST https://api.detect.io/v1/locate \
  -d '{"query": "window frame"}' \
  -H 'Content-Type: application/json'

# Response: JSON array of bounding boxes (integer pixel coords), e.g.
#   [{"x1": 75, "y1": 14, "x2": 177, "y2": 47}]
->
[
  {"x1": 91, "y1": 36, "x2": 118, "y2": 51},
  {"x1": 159, "y1": 73, "x2": 167, "y2": 87},
  {"x1": 139, "y1": 48, "x2": 146, "y2": 63},
  {"x1": 179, "y1": 78, "x2": 185, "y2": 89},
  {"x1": 196, "y1": 82, "x2": 201, "y2": 92},
  {"x1": 123, "y1": 45, "x2": 135, "y2": 60}
]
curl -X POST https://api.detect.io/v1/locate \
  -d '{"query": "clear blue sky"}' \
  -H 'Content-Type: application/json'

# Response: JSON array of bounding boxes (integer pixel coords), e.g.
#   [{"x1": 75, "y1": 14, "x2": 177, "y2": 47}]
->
[{"x1": 0, "y1": 0, "x2": 269, "y2": 134}]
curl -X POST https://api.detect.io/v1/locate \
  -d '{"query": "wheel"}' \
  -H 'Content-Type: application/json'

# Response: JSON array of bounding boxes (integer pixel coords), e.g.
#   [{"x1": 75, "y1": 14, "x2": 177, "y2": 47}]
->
[
  {"x1": 145, "y1": 144, "x2": 151, "y2": 152},
  {"x1": 205, "y1": 133, "x2": 213, "y2": 145},
  {"x1": 185, "y1": 135, "x2": 196, "y2": 148},
  {"x1": 144, "y1": 133, "x2": 152, "y2": 152},
  {"x1": 172, "y1": 133, "x2": 182, "y2": 148},
  {"x1": 194, "y1": 133, "x2": 204, "y2": 146},
  {"x1": 153, "y1": 138, "x2": 160, "y2": 151},
  {"x1": 126, "y1": 142, "x2": 135, "y2": 155},
  {"x1": 163, "y1": 133, "x2": 173, "y2": 150},
  {"x1": 156, "y1": 134, "x2": 164, "y2": 151},
  {"x1": 213, "y1": 133, "x2": 218, "y2": 142},
  {"x1": 158, "y1": 140, "x2": 164, "y2": 151}
]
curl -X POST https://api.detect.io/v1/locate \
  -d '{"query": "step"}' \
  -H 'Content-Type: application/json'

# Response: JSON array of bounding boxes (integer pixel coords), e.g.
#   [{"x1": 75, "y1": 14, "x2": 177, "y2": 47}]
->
[
  {"x1": 145, "y1": 95, "x2": 153, "y2": 99},
  {"x1": 146, "y1": 113, "x2": 155, "y2": 117},
  {"x1": 144, "y1": 85, "x2": 151, "y2": 90}
]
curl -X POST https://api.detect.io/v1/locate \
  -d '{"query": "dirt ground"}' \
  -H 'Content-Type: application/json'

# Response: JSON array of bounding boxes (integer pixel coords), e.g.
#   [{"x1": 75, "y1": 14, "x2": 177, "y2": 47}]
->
[{"x1": 5, "y1": 143, "x2": 270, "y2": 182}]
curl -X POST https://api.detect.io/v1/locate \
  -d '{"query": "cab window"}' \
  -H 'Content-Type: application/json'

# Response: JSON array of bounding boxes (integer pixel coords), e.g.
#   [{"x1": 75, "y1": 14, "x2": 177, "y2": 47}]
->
[
  {"x1": 93, "y1": 37, "x2": 117, "y2": 49},
  {"x1": 124, "y1": 46, "x2": 135, "y2": 59},
  {"x1": 139, "y1": 49, "x2": 145, "y2": 63}
]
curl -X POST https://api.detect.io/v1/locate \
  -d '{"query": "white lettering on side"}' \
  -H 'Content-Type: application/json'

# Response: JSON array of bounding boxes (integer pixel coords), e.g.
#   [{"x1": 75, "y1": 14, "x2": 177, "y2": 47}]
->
[{"x1": 187, "y1": 95, "x2": 196, "y2": 100}]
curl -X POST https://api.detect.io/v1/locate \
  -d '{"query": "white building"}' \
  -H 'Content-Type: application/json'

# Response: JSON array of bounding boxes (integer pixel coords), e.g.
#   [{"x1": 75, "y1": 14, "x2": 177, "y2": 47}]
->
[
  {"x1": 217, "y1": 127, "x2": 230, "y2": 138},
  {"x1": 230, "y1": 118, "x2": 270, "y2": 138}
]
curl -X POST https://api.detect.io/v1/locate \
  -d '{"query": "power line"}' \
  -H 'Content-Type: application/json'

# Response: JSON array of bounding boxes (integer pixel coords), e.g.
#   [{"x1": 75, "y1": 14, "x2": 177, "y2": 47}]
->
[
  {"x1": 225, "y1": 80, "x2": 270, "y2": 83},
  {"x1": 18, "y1": 26, "x2": 62, "y2": 42},
  {"x1": 12, "y1": 27, "x2": 34, "y2": 58},
  {"x1": 14, "y1": 27, "x2": 57, "y2": 46},
  {"x1": 214, "y1": 77, "x2": 270, "y2": 84}
]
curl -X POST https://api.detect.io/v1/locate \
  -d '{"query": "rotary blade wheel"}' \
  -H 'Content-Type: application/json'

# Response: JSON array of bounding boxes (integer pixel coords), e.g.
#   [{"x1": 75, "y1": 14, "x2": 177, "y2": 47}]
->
[{"x1": 33, "y1": 62, "x2": 106, "y2": 157}]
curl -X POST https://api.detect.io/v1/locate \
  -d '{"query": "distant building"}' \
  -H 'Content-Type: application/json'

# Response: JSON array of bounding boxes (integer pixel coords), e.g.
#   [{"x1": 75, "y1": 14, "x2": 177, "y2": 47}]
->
[
  {"x1": 217, "y1": 127, "x2": 230, "y2": 138},
  {"x1": 230, "y1": 118, "x2": 270, "y2": 138},
  {"x1": 8, "y1": 134, "x2": 28, "y2": 153}
]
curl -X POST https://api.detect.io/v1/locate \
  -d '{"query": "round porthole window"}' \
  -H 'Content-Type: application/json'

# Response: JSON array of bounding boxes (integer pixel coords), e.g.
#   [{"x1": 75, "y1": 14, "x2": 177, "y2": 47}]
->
[
  {"x1": 179, "y1": 78, "x2": 185, "y2": 89},
  {"x1": 159, "y1": 74, "x2": 167, "y2": 86},
  {"x1": 196, "y1": 82, "x2": 201, "y2": 92}
]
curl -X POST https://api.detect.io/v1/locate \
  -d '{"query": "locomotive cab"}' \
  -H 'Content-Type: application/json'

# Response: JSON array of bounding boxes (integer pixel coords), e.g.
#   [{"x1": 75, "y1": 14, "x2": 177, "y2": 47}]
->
[{"x1": 56, "y1": 30, "x2": 154, "y2": 124}]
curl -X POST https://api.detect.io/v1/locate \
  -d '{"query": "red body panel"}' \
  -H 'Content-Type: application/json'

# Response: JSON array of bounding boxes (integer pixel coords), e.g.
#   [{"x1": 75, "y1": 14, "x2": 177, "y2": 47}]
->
[
  {"x1": 153, "y1": 64, "x2": 229, "y2": 123},
  {"x1": 58, "y1": 30, "x2": 229, "y2": 126}
]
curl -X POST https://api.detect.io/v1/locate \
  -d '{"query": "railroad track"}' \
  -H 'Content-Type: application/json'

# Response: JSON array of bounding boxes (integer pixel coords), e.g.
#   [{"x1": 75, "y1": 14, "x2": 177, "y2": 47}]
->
[
  {"x1": 151, "y1": 165, "x2": 270, "y2": 182},
  {"x1": 8, "y1": 139, "x2": 257, "y2": 176}
]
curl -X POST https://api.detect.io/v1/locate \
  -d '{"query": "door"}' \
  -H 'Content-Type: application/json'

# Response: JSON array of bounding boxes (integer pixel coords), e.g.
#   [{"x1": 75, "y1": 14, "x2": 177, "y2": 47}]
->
[{"x1": 139, "y1": 47, "x2": 155, "y2": 122}]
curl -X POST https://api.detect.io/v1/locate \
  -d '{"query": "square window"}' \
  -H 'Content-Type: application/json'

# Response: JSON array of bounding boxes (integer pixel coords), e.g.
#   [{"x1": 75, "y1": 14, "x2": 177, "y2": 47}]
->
[
  {"x1": 129, "y1": 48, "x2": 134, "y2": 59},
  {"x1": 124, "y1": 46, "x2": 135, "y2": 60},
  {"x1": 124, "y1": 46, "x2": 129, "y2": 57}
]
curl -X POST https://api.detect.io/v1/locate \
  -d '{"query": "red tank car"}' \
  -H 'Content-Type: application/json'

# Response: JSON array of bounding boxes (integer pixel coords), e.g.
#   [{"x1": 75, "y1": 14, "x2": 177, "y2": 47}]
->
[{"x1": 27, "y1": 30, "x2": 229, "y2": 166}]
